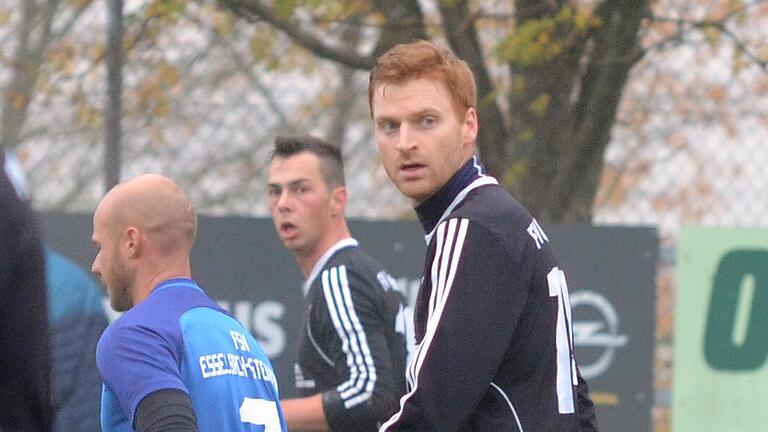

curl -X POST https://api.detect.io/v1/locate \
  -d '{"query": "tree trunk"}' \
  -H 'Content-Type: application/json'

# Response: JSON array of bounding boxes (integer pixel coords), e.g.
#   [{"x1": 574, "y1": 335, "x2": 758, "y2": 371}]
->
[
  {"x1": 510, "y1": 0, "x2": 649, "y2": 223},
  {"x1": 439, "y1": 0, "x2": 509, "y2": 178}
]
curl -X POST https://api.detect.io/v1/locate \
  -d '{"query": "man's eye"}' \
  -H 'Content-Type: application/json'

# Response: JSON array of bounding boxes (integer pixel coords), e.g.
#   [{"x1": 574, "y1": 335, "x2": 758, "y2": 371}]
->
[
  {"x1": 380, "y1": 121, "x2": 398, "y2": 133},
  {"x1": 420, "y1": 116, "x2": 437, "y2": 128}
]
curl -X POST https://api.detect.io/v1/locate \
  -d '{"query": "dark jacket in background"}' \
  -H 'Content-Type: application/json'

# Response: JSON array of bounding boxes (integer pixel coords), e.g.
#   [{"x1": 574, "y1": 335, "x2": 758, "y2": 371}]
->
[{"x1": 0, "y1": 151, "x2": 53, "y2": 432}]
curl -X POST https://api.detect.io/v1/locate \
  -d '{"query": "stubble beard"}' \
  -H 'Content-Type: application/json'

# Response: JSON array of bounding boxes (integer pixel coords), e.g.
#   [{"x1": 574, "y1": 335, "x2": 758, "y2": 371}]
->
[{"x1": 108, "y1": 260, "x2": 136, "y2": 312}]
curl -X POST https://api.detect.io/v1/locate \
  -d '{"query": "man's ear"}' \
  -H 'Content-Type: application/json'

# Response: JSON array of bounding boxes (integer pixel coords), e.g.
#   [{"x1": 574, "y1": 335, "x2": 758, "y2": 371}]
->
[
  {"x1": 330, "y1": 186, "x2": 348, "y2": 217},
  {"x1": 124, "y1": 226, "x2": 141, "y2": 258},
  {"x1": 462, "y1": 107, "x2": 478, "y2": 147}
]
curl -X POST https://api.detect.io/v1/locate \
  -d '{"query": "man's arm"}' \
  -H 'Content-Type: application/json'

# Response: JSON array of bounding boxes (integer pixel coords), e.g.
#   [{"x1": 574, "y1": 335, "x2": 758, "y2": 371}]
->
[
  {"x1": 133, "y1": 389, "x2": 198, "y2": 432},
  {"x1": 280, "y1": 394, "x2": 330, "y2": 431},
  {"x1": 380, "y1": 219, "x2": 522, "y2": 431},
  {"x1": 96, "y1": 318, "x2": 192, "y2": 430}
]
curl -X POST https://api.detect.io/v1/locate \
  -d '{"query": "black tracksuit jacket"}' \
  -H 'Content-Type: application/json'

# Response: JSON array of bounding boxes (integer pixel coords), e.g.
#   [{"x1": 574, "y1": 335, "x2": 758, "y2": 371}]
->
[
  {"x1": 380, "y1": 157, "x2": 598, "y2": 432},
  {"x1": 296, "y1": 239, "x2": 410, "y2": 431}
]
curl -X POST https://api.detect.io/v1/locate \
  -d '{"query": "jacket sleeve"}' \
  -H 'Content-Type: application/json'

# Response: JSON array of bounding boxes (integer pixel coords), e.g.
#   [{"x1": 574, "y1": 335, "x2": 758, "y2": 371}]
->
[
  {"x1": 380, "y1": 219, "x2": 524, "y2": 432},
  {"x1": 315, "y1": 265, "x2": 401, "y2": 432},
  {"x1": 133, "y1": 388, "x2": 198, "y2": 432}
]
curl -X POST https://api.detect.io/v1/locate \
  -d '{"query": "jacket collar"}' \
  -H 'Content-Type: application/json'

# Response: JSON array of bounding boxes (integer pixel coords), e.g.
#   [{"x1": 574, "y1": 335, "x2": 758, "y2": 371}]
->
[{"x1": 415, "y1": 156, "x2": 497, "y2": 244}]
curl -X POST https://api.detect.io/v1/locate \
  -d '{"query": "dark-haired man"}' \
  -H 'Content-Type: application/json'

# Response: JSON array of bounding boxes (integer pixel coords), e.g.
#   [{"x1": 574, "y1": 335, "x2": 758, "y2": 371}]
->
[{"x1": 267, "y1": 135, "x2": 411, "y2": 431}]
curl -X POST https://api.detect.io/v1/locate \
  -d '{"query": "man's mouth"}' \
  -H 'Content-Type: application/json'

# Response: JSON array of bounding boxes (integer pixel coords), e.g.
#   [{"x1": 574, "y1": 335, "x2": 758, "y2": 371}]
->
[
  {"x1": 280, "y1": 221, "x2": 298, "y2": 238},
  {"x1": 400, "y1": 162, "x2": 426, "y2": 175}
]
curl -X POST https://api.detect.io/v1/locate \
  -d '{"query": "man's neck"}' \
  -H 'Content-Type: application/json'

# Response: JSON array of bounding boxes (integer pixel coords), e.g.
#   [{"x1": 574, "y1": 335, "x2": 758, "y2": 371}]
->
[
  {"x1": 415, "y1": 156, "x2": 485, "y2": 234},
  {"x1": 132, "y1": 259, "x2": 192, "y2": 305},
  {"x1": 296, "y1": 226, "x2": 351, "y2": 278}
]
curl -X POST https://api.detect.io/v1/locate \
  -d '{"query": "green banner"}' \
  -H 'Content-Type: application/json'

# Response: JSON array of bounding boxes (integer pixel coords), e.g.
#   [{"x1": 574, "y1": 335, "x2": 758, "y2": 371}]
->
[{"x1": 674, "y1": 227, "x2": 768, "y2": 431}]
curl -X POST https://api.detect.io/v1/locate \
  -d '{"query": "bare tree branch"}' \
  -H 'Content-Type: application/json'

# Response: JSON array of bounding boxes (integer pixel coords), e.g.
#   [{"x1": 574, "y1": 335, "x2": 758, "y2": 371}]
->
[
  {"x1": 216, "y1": 0, "x2": 375, "y2": 69},
  {"x1": 651, "y1": 14, "x2": 768, "y2": 73},
  {"x1": 370, "y1": 0, "x2": 426, "y2": 57}
]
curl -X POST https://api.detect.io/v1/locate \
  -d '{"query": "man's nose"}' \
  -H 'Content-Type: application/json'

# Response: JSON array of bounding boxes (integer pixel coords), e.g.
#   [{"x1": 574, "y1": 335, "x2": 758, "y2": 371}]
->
[
  {"x1": 276, "y1": 190, "x2": 292, "y2": 210},
  {"x1": 395, "y1": 123, "x2": 416, "y2": 153}
]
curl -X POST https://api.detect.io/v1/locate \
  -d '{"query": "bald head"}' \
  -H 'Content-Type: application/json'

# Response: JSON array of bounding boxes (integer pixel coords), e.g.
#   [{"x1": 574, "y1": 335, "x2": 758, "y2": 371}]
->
[{"x1": 97, "y1": 174, "x2": 197, "y2": 254}]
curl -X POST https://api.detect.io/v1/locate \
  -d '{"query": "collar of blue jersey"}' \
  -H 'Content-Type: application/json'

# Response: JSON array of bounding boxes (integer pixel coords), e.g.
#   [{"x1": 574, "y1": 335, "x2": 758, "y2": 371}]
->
[
  {"x1": 302, "y1": 237, "x2": 359, "y2": 297},
  {"x1": 152, "y1": 277, "x2": 203, "y2": 294},
  {"x1": 415, "y1": 156, "x2": 498, "y2": 244}
]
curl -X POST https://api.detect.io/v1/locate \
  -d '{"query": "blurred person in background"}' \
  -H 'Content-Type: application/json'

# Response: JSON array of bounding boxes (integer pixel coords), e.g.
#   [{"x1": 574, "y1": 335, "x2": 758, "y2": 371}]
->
[
  {"x1": 369, "y1": 40, "x2": 598, "y2": 432},
  {"x1": 45, "y1": 246, "x2": 108, "y2": 432},
  {"x1": 267, "y1": 136, "x2": 412, "y2": 431},
  {"x1": 0, "y1": 149, "x2": 53, "y2": 432},
  {"x1": 3, "y1": 150, "x2": 108, "y2": 432},
  {"x1": 92, "y1": 173, "x2": 287, "y2": 432}
]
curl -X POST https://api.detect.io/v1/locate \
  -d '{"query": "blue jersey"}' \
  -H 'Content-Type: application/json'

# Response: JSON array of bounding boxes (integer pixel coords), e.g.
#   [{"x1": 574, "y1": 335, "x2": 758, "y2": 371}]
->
[{"x1": 96, "y1": 278, "x2": 287, "y2": 432}]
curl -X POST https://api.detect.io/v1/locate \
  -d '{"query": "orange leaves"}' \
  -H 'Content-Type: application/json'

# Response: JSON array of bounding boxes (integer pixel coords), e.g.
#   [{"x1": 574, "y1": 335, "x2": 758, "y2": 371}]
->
[
  {"x1": 128, "y1": 61, "x2": 179, "y2": 118},
  {"x1": 595, "y1": 160, "x2": 652, "y2": 209},
  {"x1": 45, "y1": 42, "x2": 76, "y2": 77},
  {"x1": 0, "y1": 8, "x2": 11, "y2": 26}
]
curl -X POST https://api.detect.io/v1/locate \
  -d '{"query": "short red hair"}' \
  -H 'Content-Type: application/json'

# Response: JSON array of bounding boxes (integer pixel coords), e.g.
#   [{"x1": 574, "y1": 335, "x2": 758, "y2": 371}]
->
[{"x1": 368, "y1": 40, "x2": 477, "y2": 118}]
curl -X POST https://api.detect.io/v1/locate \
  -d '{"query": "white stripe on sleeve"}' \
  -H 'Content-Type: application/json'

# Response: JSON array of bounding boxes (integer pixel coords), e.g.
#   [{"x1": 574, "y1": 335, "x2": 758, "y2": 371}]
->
[{"x1": 322, "y1": 266, "x2": 377, "y2": 408}]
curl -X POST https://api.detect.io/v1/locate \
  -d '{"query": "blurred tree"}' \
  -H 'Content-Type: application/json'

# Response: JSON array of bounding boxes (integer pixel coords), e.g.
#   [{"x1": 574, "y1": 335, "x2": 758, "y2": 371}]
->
[
  {"x1": 216, "y1": 0, "x2": 768, "y2": 223},
  {"x1": 0, "y1": 0, "x2": 92, "y2": 151},
  {"x1": 1, "y1": 0, "x2": 766, "y2": 228}
]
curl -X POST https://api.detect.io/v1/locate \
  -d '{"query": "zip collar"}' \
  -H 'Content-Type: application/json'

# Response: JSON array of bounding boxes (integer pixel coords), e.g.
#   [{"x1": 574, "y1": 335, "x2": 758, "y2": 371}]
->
[{"x1": 415, "y1": 156, "x2": 497, "y2": 244}]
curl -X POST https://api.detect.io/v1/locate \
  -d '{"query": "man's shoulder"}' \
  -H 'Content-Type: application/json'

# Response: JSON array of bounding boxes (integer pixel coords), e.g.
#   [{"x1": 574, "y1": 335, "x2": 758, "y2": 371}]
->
[
  {"x1": 97, "y1": 300, "x2": 183, "y2": 369},
  {"x1": 311, "y1": 245, "x2": 399, "y2": 299},
  {"x1": 0, "y1": 161, "x2": 39, "y2": 247},
  {"x1": 326, "y1": 244, "x2": 377, "y2": 266},
  {"x1": 438, "y1": 185, "x2": 546, "y2": 256},
  {"x1": 443, "y1": 185, "x2": 529, "y2": 231},
  {"x1": 103, "y1": 290, "x2": 192, "y2": 338},
  {"x1": 325, "y1": 246, "x2": 386, "y2": 280},
  {"x1": 101, "y1": 305, "x2": 162, "y2": 341},
  {"x1": 456, "y1": 183, "x2": 529, "y2": 217}
]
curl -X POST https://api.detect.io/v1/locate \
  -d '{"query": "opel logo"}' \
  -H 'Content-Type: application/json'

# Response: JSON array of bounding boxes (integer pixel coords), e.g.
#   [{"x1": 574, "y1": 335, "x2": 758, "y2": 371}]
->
[{"x1": 571, "y1": 290, "x2": 628, "y2": 379}]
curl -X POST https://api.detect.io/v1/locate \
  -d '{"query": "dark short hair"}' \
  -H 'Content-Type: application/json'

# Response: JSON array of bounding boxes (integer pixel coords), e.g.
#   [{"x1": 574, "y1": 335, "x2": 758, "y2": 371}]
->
[{"x1": 271, "y1": 135, "x2": 345, "y2": 188}]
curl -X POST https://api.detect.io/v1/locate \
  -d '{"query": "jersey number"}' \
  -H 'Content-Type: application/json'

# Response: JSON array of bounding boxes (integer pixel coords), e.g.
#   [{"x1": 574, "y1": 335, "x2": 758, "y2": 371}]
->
[
  {"x1": 547, "y1": 267, "x2": 577, "y2": 414},
  {"x1": 239, "y1": 398, "x2": 281, "y2": 431}
]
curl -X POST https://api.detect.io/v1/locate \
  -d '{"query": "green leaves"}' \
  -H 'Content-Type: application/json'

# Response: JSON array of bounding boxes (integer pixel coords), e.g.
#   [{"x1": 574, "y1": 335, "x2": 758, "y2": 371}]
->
[
  {"x1": 146, "y1": 0, "x2": 187, "y2": 21},
  {"x1": 274, "y1": 0, "x2": 298, "y2": 19},
  {"x1": 496, "y1": 5, "x2": 601, "y2": 67}
]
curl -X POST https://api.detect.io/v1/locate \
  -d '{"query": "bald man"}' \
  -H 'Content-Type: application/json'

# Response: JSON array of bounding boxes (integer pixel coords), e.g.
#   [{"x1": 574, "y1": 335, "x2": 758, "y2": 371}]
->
[{"x1": 92, "y1": 174, "x2": 288, "y2": 432}]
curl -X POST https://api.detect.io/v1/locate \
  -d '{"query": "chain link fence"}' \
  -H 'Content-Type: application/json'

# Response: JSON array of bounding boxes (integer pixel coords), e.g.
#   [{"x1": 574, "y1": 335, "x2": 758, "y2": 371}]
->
[
  {"x1": 5, "y1": 2, "x2": 768, "y2": 430},
  {"x1": 592, "y1": 46, "x2": 768, "y2": 429}
]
